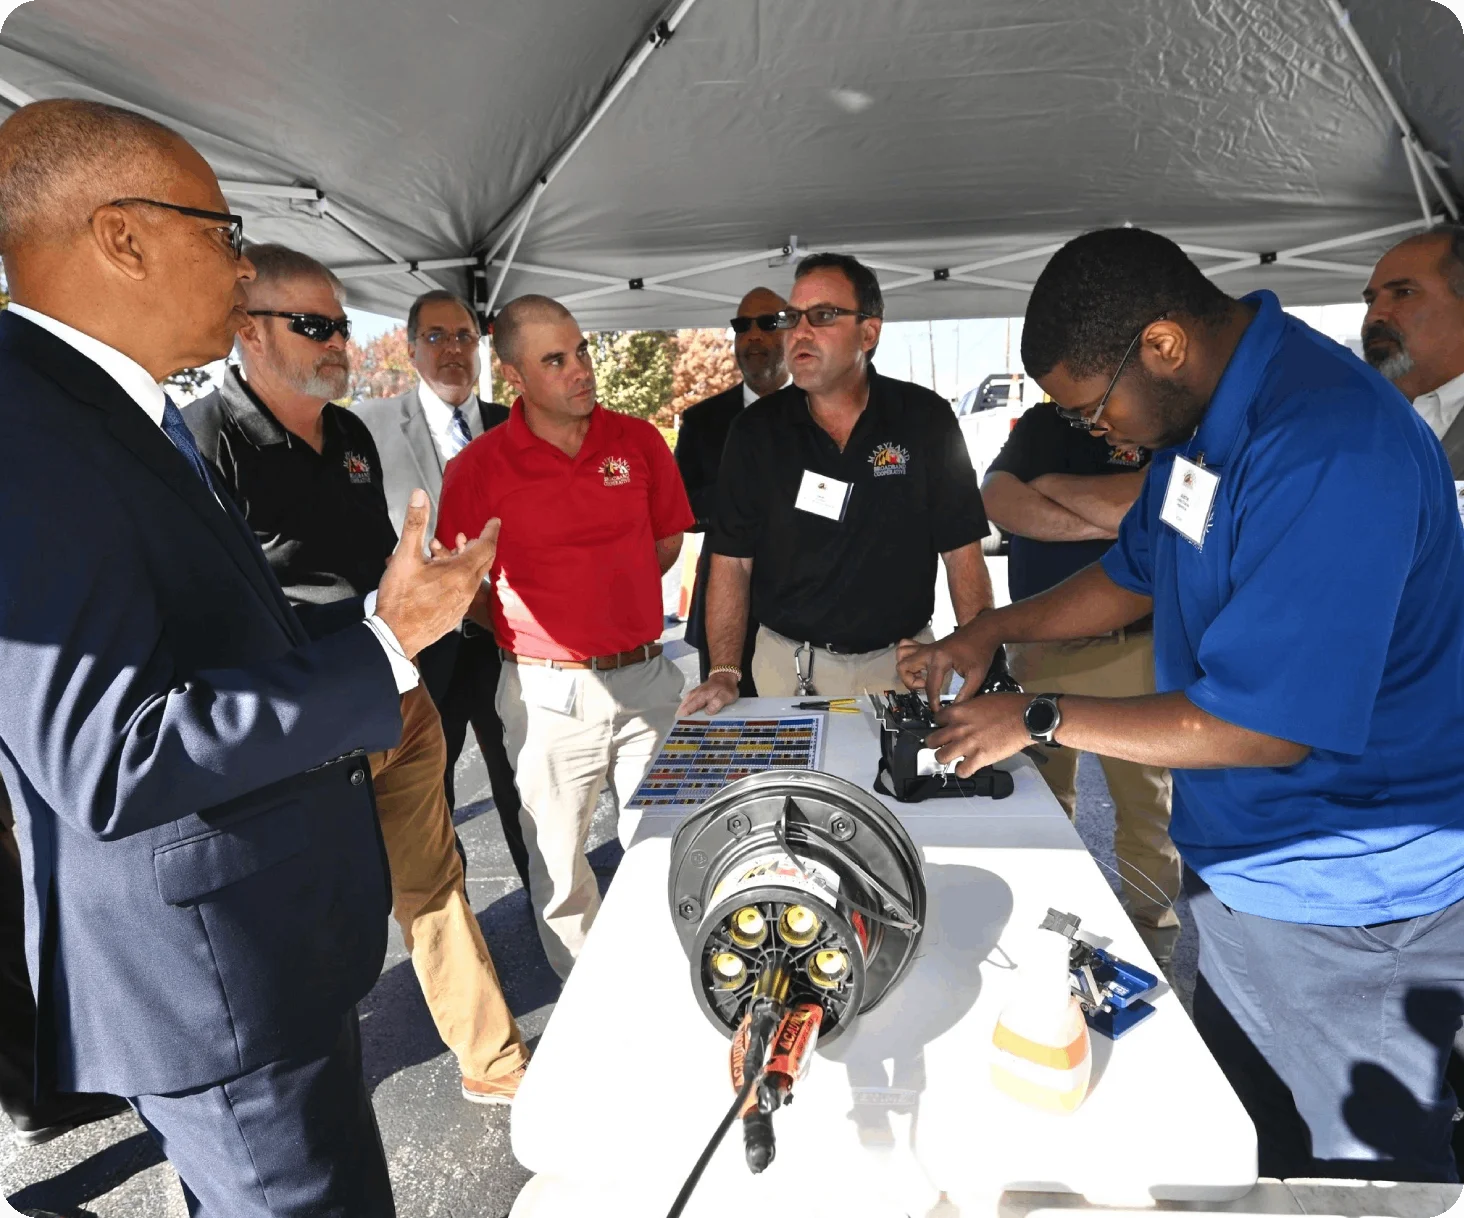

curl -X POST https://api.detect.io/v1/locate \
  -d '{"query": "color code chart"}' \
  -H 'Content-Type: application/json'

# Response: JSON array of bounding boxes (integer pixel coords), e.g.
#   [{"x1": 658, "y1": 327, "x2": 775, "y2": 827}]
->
[{"x1": 627, "y1": 716, "x2": 826, "y2": 810}]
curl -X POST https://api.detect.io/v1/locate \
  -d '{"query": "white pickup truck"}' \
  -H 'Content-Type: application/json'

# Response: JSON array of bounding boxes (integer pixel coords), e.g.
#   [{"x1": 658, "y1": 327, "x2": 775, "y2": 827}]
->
[{"x1": 953, "y1": 374, "x2": 1031, "y2": 553}]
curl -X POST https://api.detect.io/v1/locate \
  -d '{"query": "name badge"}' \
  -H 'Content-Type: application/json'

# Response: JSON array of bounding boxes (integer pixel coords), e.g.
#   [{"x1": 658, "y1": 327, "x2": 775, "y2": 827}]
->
[
  {"x1": 794, "y1": 470, "x2": 851, "y2": 522},
  {"x1": 519, "y1": 664, "x2": 578, "y2": 715},
  {"x1": 1160, "y1": 455, "x2": 1220, "y2": 550},
  {"x1": 1455, "y1": 481, "x2": 1464, "y2": 526}
]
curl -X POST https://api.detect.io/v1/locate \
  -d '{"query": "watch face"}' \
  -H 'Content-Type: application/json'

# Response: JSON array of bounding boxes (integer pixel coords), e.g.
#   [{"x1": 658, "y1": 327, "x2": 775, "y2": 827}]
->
[{"x1": 1025, "y1": 698, "x2": 1058, "y2": 736}]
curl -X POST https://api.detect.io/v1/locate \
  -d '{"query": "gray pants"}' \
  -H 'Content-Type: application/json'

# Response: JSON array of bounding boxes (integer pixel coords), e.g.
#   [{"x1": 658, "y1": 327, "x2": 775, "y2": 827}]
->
[
  {"x1": 497, "y1": 655, "x2": 682, "y2": 979},
  {"x1": 1188, "y1": 869, "x2": 1464, "y2": 1181}
]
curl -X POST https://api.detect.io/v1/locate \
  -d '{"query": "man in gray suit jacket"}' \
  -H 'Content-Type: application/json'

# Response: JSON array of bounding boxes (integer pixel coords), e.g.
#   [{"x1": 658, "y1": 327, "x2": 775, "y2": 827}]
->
[
  {"x1": 357, "y1": 291, "x2": 530, "y2": 890},
  {"x1": 1362, "y1": 225, "x2": 1464, "y2": 478}
]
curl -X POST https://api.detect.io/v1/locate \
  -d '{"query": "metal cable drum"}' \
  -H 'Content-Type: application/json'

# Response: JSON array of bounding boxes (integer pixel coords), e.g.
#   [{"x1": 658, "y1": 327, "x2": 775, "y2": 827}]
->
[{"x1": 667, "y1": 770, "x2": 926, "y2": 1044}]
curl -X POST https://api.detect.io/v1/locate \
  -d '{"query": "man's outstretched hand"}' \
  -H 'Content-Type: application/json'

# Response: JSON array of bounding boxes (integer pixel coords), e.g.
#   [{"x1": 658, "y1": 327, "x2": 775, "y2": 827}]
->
[
  {"x1": 896, "y1": 628, "x2": 999, "y2": 705},
  {"x1": 375, "y1": 489, "x2": 500, "y2": 659}
]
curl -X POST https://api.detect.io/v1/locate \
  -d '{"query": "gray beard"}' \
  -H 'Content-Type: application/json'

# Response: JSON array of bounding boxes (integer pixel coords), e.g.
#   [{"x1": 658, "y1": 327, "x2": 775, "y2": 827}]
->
[
  {"x1": 300, "y1": 366, "x2": 349, "y2": 399},
  {"x1": 1374, "y1": 348, "x2": 1415, "y2": 383}
]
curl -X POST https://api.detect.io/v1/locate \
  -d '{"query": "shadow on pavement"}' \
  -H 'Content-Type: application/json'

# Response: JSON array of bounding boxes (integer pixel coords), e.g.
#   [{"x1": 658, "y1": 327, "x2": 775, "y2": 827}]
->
[{"x1": 7, "y1": 1130, "x2": 161, "y2": 1217}]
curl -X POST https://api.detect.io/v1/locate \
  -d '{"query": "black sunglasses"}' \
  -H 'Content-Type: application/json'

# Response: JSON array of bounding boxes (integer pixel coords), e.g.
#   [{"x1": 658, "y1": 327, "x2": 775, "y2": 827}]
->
[
  {"x1": 107, "y1": 197, "x2": 244, "y2": 259},
  {"x1": 729, "y1": 313, "x2": 781, "y2": 334},
  {"x1": 1055, "y1": 312, "x2": 1168, "y2": 431},
  {"x1": 246, "y1": 311, "x2": 352, "y2": 343},
  {"x1": 771, "y1": 305, "x2": 878, "y2": 331}
]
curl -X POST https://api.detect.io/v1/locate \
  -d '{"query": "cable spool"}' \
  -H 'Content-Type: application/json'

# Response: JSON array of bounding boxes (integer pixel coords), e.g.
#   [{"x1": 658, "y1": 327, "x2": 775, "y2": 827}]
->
[{"x1": 668, "y1": 770, "x2": 926, "y2": 1045}]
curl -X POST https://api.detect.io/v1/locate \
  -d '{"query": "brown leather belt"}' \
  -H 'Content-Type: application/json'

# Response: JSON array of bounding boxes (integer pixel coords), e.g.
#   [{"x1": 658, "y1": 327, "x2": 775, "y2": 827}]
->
[{"x1": 500, "y1": 643, "x2": 663, "y2": 672}]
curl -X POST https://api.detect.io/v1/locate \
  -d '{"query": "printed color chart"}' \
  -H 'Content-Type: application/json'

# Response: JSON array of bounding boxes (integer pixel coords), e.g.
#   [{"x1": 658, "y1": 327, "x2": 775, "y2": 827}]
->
[{"x1": 627, "y1": 716, "x2": 826, "y2": 810}]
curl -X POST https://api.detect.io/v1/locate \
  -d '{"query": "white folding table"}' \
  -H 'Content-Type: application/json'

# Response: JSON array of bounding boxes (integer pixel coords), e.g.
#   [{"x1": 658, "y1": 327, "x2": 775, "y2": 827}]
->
[{"x1": 509, "y1": 698, "x2": 1256, "y2": 1216}]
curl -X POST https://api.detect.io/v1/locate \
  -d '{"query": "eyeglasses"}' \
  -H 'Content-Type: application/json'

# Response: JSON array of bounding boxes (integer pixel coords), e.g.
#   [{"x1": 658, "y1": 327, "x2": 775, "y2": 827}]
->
[
  {"x1": 729, "y1": 313, "x2": 781, "y2": 334},
  {"x1": 420, "y1": 328, "x2": 480, "y2": 348},
  {"x1": 771, "y1": 305, "x2": 879, "y2": 331},
  {"x1": 246, "y1": 311, "x2": 352, "y2": 343},
  {"x1": 1055, "y1": 313, "x2": 1167, "y2": 431},
  {"x1": 106, "y1": 198, "x2": 245, "y2": 259}
]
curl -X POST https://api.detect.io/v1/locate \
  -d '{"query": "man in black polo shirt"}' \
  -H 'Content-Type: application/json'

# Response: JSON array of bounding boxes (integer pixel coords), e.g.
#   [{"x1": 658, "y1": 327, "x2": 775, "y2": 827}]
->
[
  {"x1": 185, "y1": 244, "x2": 529, "y2": 1106},
  {"x1": 983, "y1": 406, "x2": 1181, "y2": 964},
  {"x1": 680, "y1": 253, "x2": 991, "y2": 712}
]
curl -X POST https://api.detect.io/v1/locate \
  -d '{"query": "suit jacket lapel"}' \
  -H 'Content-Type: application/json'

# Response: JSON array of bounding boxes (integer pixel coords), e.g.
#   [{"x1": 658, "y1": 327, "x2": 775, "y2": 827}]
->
[
  {"x1": 400, "y1": 388, "x2": 445, "y2": 504},
  {"x1": 0, "y1": 315, "x2": 303, "y2": 642},
  {"x1": 1441, "y1": 409, "x2": 1464, "y2": 481}
]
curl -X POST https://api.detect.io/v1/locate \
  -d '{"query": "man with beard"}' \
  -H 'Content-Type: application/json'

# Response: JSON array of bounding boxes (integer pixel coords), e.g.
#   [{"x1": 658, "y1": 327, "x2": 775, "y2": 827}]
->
[
  {"x1": 1362, "y1": 225, "x2": 1464, "y2": 477},
  {"x1": 187, "y1": 245, "x2": 529, "y2": 1107},
  {"x1": 675, "y1": 286, "x2": 790, "y2": 694},
  {"x1": 678, "y1": 253, "x2": 992, "y2": 713},
  {"x1": 899, "y1": 227, "x2": 1464, "y2": 1182}
]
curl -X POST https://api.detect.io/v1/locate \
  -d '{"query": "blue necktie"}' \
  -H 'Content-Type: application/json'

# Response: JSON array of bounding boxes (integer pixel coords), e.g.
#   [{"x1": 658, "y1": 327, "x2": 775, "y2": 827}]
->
[
  {"x1": 449, "y1": 406, "x2": 473, "y2": 455},
  {"x1": 159, "y1": 394, "x2": 216, "y2": 492}
]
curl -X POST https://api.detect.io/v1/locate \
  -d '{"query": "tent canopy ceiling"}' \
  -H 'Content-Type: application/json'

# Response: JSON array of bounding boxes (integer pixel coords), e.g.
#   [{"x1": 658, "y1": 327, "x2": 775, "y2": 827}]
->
[{"x1": 1, "y1": 0, "x2": 1462, "y2": 329}]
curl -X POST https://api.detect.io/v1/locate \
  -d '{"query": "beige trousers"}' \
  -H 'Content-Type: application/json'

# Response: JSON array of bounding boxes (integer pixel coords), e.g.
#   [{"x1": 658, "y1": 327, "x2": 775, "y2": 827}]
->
[
  {"x1": 1007, "y1": 631, "x2": 1182, "y2": 964},
  {"x1": 369, "y1": 684, "x2": 527, "y2": 1083},
  {"x1": 752, "y1": 626, "x2": 936, "y2": 698},
  {"x1": 497, "y1": 654, "x2": 683, "y2": 979}
]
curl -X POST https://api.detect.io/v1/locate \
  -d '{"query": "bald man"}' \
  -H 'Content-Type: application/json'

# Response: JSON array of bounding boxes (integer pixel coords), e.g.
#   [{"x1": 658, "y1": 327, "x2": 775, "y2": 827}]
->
[
  {"x1": 0, "y1": 99, "x2": 497, "y2": 1215},
  {"x1": 1362, "y1": 225, "x2": 1464, "y2": 477},
  {"x1": 675, "y1": 287, "x2": 790, "y2": 693}
]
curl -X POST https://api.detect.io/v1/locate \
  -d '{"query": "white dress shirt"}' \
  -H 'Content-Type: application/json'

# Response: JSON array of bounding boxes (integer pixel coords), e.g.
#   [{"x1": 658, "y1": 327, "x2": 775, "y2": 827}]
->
[
  {"x1": 417, "y1": 379, "x2": 477, "y2": 465},
  {"x1": 1413, "y1": 370, "x2": 1464, "y2": 441},
  {"x1": 10, "y1": 304, "x2": 417, "y2": 693},
  {"x1": 742, "y1": 377, "x2": 791, "y2": 408}
]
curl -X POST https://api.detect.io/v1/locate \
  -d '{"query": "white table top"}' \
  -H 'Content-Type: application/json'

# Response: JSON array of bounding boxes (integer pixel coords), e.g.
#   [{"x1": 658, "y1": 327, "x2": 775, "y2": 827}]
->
[{"x1": 511, "y1": 699, "x2": 1256, "y2": 1215}]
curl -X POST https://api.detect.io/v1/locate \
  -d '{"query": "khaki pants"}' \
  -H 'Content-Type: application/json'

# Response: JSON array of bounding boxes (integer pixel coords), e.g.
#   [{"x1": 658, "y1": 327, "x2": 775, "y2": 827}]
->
[
  {"x1": 368, "y1": 684, "x2": 527, "y2": 1083},
  {"x1": 497, "y1": 654, "x2": 683, "y2": 979},
  {"x1": 752, "y1": 626, "x2": 936, "y2": 698},
  {"x1": 1007, "y1": 631, "x2": 1182, "y2": 965}
]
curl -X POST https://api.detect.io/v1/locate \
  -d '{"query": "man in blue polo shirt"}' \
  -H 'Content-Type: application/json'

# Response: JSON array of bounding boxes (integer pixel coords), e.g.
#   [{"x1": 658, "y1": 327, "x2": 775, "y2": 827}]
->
[{"x1": 899, "y1": 227, "x2": 1464, "y2": 1182}]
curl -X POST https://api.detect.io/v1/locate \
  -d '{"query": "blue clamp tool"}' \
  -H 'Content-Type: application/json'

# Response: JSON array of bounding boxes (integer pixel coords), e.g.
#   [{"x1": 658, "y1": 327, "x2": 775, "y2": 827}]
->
[{"x1": 1040, "y1": 908, "x2": 1160, "y2": 1039}]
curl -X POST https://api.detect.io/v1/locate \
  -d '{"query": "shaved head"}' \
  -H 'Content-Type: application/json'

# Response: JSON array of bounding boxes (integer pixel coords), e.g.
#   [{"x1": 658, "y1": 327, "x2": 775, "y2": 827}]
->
[
  {"x1": 738, "y1": 286, "x2": 784, "y2": 315},
  {"x1": 492, "y1": 294, "x2": 574, "y2": 367},
  {"x1": 0, "y1": 98, "x2": 183, "y2": 256},
  {"x1": 733, "y1": 285, "x2": 789, "y2": 397}
]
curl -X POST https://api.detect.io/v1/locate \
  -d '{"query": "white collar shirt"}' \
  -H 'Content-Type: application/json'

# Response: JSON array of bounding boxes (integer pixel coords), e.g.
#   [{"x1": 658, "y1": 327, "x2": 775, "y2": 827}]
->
[
  {"x1": 1413, "y1": 370, "x2": 1464, "y2": 441},
  {"x1": 417, "y1": 380, "x2": 477, "y2": 465},
  {"x1": 742, "y1": 377, "x2": 791, "y2": 409}
]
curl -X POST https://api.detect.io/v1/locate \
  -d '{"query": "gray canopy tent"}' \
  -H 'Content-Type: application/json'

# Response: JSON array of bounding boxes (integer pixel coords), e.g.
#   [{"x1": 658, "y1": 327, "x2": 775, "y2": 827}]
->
[{"x1": 0, "y1": 0, "x2": 1461, "y2": 330}]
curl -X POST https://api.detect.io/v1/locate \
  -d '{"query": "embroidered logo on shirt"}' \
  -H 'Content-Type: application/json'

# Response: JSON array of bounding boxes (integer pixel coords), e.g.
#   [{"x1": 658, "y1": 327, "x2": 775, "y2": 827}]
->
[
  {"x1": 343, "y1": 452, "x2": 372, "y2": 484},
  {"x1": 599, "y1": 456, "x2": 632, "y2": 487},
  {"x1": 1107, "y1": 445, "x2": 1147, "y2": 468},
  {"x1": 868, "y1": 442, "x2": 910, "y2": 477}
]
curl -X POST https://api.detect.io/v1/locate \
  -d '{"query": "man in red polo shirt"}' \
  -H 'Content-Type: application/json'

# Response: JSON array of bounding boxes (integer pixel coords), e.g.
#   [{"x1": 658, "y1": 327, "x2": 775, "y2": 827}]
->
[{"x1": 436, "y1": 294, "x2": 693, "y2": 977}]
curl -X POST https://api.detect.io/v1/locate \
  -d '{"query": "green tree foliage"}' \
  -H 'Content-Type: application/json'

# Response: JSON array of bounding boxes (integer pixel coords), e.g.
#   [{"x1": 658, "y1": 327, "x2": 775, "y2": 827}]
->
[
  {"x1": 587, "y1": 330, "x2": 675, "y2": 421},
  {"x1": 346, "y1": 327, "x2": 416, "y2": 403}
]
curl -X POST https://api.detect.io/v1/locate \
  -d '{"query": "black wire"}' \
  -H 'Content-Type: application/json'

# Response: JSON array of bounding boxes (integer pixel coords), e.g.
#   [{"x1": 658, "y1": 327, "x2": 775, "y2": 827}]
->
[{"x1": 664, "y1": 1068, "x2": 761, "y2": 1218}]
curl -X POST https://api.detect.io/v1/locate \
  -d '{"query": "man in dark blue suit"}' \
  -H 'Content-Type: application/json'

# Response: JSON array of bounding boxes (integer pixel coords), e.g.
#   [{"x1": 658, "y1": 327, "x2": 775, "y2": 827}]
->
[{"x1": 0, "y1": 99, "x2": 502, "y2": 1215}]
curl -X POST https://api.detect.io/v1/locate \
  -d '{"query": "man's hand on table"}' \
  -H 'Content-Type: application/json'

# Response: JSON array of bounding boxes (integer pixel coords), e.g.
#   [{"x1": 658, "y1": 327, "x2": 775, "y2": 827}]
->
[
  {"x1": 897, "y1": 625, "x2": 1000, "y2": 705},
  {"x1": 926, "y1": 692, "x2": 1030, "y2": 778},
  {"x1": 677, "y1": 671, "x2": 740, "y2": 717},
  {"x1": 376, "y1": 489, "x2": 501, "y2": 659}
]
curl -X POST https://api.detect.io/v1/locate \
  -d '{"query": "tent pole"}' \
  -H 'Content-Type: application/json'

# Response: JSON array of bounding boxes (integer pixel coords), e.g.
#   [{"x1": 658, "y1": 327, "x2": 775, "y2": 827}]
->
[
  {"x1": 1324, "y1": 0, "x2": 1459, "y2": 221},
  {"x1": 484, "y1": 183, "x2": 545, "y2": 316},
  {"x1": 0, "y1": 76, "x2": 36, "y2": 108},
  {"x1": 321, "y1": 201, "x2": 437, "y2": 290},
  {"x1": 476, "y1": 0, "x2": 703, "y2": 266},
  {"x1": 1401, "y1": 137, "x2": 1433, "y2": 226},
  {"x1": 218, "y1": 181, "x2": 322, "y2": 203},
  {"x1": 1279, "y1": 217, "x2": 1429, "y2": 258}
]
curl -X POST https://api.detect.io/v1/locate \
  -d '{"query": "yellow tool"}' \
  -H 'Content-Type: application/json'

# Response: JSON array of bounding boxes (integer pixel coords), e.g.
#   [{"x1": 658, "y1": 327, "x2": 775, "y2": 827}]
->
[{"x1": 793, "y1": 698, "x2": 861, "y2": 714}]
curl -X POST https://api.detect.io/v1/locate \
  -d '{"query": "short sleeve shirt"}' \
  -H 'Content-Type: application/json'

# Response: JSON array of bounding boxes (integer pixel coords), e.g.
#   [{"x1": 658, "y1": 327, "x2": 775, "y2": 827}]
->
[
  {"x1": 1102, "y1": 291, "x2": 1464, "y2": 925},
  {"x1": 987, "y1": 403, "x2": 1149, "y2": 600},
  {"x1": 709, "y1": 368, "x2": 988, "y2": 650},
  {"x1": 435, "y1": 402, "x2": 693, "y2": 660}
]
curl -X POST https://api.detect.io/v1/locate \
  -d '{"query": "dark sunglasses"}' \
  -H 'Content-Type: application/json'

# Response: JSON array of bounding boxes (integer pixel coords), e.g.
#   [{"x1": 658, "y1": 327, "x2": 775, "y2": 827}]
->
[
  {"x1": 107, "y1": 197, "x2": 244, "y2": 259},
  {"x1": 1055, "y1": 312, "x2": 1168, "y2": 431},
  {"x1": 246, "y1": 311, "x2": 352, "y2": 343},
  {"x1": 770, "y1": 305, "x2": 878, "y2": 331},
  {"x1": 729, "y1": 313, "x2": 781, "y2": 334}
]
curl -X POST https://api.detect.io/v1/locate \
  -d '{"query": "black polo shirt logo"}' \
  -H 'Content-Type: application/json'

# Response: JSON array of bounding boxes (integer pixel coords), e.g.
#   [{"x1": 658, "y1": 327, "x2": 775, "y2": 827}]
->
[
  {"x1": 343, "y1": 452, "x2": 372, "y2": 484},
  {"x1": 599, "y1": 455, "x2": 631, "y2": 487},
  {"x1": 1107, "y1": 445, "x2": 1147, "y2": 469},
  {"x1": 869, "y1": 441, "x2": 911, "y2": 477}
]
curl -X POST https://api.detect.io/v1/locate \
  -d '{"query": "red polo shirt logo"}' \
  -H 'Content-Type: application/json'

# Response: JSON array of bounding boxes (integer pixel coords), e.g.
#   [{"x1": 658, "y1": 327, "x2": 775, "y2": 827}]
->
[{"x1": 599, "y1": 456, "x2": 632, "y2": 486}]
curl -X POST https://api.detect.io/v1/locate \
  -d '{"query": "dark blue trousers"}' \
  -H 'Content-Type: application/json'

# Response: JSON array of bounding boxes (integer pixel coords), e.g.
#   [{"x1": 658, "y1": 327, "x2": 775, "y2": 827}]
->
[
  {"x1": 1187, "y1": 870, "x2": 1464, "y2": 1182},
  {"x1": 130, "y1": 1012, "x2": 394, "y2": 1216}
]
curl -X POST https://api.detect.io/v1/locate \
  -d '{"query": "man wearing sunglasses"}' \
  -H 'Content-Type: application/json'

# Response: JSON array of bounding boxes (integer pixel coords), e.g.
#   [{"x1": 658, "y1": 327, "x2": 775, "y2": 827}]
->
[
  {"x1": 675, "y1": 286, "x2": 790, "y2": 695},
  {"x1": 679, "y1": 252, "x2": 992, "y2": 714},
  {"x1": 0, "y1": 100, "x2": 502, "y2": 1214},
  {"x1": 358, "y1": 291, "x2": 531, "y2": 896},
  {"x1": 186, "y1": 244, "x2": 529, "y2": 1110},
  {"x1": 900, "y1": 227, "x2": 1464, "y2": 1182}
]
